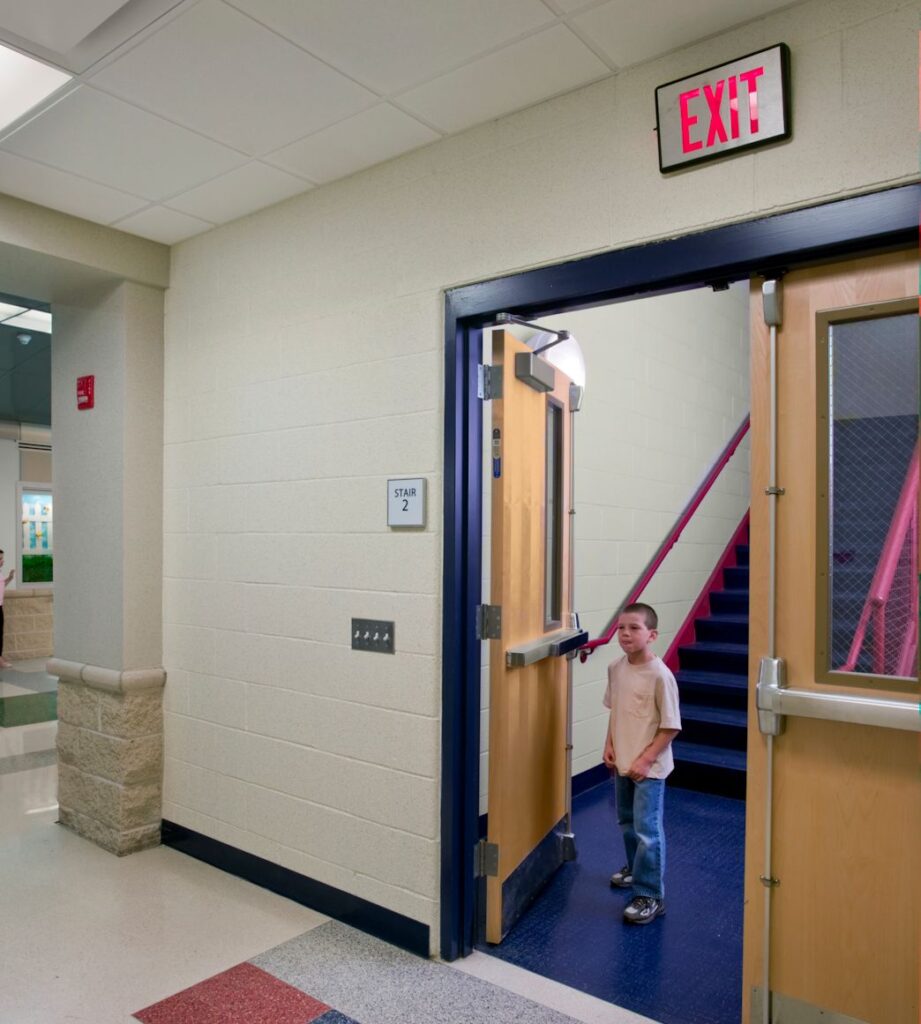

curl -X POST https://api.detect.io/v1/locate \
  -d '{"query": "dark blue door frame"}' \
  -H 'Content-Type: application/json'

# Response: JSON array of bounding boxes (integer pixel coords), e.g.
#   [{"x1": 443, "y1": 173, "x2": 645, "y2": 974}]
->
[{"x1": 439, "y1": 182, "x2": 919, "y2": 962}]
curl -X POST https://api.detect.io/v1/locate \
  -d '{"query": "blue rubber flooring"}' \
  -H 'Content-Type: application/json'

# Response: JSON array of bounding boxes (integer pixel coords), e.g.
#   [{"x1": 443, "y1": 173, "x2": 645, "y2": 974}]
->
[{"x1": 481, "y1": 782, "x2": 745, "y2": 1024}]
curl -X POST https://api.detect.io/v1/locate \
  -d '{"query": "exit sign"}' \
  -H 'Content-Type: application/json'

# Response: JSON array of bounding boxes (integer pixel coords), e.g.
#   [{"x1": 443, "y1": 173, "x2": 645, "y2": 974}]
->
[{"x1": 655, "y1": 44, "x2": 791, "y2": 172}]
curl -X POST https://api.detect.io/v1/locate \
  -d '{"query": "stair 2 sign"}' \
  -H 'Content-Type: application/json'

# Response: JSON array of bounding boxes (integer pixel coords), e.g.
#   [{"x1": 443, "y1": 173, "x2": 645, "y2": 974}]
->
[{"x1": 655, "y1": 44, "x2": 791, "y2": 172}]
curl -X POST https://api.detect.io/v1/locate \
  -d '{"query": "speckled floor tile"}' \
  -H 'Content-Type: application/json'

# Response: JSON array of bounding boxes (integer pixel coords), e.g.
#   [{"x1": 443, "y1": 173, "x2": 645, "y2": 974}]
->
[
  {"x1": 253, "y1": 921, "x2": 584, "y2": 1024},
  {"x1": 134, "y1": 962, "x2": 331, "y2": 1023},
  {"x1": 0, "y1": 748, "x2": 56, "y2": 775}
]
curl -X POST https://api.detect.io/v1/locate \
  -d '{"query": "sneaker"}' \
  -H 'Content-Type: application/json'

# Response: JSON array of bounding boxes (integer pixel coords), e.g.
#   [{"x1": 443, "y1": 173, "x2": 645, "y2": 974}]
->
[
  {"x1": 623, "y1": 896, "x2": 665, "y2": 925},
  {"x1": 609, "y1": 865, "x2": 633, "y2": 888}
]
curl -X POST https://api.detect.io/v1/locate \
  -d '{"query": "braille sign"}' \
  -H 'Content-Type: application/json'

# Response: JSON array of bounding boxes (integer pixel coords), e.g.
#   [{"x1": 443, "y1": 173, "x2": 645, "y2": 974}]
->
[
  {"x1": 655, "y1": 44, "x2": 790, "y2": 172},
  {"x1": 388, "y1": 477, "x2": 425, "y2": 527}
]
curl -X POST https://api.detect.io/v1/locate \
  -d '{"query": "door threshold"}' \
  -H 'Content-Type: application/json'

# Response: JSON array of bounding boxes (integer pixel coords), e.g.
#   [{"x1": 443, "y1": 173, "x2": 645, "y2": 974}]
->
[{"x1": 449, "y1": 949, "x2": 662, "y2": 1024}]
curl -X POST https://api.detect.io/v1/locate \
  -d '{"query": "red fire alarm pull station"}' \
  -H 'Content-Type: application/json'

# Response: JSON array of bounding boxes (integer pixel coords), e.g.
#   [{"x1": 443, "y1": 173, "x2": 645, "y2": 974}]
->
[{"x1": 77, "y1": 375, "x2": 95, "y2": 410}]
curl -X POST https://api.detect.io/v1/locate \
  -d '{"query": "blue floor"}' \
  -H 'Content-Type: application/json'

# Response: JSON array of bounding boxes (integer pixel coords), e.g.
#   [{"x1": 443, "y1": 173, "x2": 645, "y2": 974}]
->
[{"x1": 482, "y1": 781, "x2": 745, "y2": 1024}]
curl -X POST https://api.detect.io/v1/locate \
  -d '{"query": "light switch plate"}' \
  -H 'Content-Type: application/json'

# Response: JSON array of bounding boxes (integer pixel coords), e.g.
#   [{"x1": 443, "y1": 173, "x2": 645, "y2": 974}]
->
[{"x1": 351, "y1": 618, "x2": 395, "y2": 654}]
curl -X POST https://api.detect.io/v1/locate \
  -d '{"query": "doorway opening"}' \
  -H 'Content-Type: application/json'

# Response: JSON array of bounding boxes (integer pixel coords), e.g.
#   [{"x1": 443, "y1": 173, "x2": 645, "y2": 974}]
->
[
  {"x1": 477, "y1": 284, "x2": 751, "y2": 1024},
  {"x1": 439, "y1": 184, "x2": 920, "y2": 1022}
]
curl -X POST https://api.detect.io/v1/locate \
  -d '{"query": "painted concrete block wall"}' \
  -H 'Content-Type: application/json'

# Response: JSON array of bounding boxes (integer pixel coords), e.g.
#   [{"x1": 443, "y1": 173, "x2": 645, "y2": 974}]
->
[{"x1": 163, "y1": 0, "x2": 918, "y2": 947}]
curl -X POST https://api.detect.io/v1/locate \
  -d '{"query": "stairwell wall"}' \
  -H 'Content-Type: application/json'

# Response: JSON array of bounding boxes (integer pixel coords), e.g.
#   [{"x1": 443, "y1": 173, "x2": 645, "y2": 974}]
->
[{"x1": 162, "y1": 0, "x2": 918, "y2": 951}]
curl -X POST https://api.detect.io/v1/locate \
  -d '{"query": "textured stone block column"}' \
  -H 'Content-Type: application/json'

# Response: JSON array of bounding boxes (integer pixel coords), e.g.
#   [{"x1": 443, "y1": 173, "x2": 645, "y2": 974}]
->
[
  {"x1": 4, "y1": 589, "x2": 54, "y2": 659},
  {"x1": 49, "y1": 658, "x2": 165, "y2": 856}
]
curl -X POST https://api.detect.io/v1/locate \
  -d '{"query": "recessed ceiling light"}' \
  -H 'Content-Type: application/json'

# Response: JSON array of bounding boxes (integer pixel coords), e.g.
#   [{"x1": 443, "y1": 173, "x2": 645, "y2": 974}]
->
[
  {"x1": 0, "y1": 42, "x2": 71, "y2": 133},
  {"x1": 3, "y1": 310, "x2": 51, "y2": 334}
]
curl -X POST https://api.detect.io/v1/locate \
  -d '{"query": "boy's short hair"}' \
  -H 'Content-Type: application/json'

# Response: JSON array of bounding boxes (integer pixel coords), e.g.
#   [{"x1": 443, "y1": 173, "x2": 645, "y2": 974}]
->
[{"x1": 622, "y1": 602, "x2": 658, "y2": 630}]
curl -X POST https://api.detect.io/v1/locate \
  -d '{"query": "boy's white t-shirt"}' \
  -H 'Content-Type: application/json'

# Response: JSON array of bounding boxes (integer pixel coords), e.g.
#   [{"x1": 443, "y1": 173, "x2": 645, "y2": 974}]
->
[{"x1": 603, "y1": 655, "x2": 682, "y2": 779}]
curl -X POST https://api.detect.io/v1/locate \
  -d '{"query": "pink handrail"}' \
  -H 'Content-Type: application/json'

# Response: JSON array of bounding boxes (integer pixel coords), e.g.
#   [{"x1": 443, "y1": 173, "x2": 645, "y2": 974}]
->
[
  {"x1": 579, "y1": 414, "x2": 750, "y2": 661},
  {"x1": 840, "y1": 442, "x2": 919, "y2": 675}
]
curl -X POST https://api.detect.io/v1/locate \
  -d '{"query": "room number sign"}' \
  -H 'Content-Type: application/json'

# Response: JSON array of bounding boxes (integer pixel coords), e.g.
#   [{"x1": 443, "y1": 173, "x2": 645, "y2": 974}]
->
[{"x1": 388, "y1": 478, "x2": 426, "y2": 527}]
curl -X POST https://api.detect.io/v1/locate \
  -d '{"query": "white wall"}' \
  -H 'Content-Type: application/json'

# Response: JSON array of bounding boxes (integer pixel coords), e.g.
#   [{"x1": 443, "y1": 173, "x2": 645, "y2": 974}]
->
[{"x1": 162, "y1": 0, "x2": 918, "y2": 949}]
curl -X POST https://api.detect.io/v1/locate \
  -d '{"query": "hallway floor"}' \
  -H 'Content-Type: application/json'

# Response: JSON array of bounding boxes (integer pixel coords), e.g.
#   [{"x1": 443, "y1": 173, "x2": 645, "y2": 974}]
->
[
  {"x1": 482, "y1": 781, "x2": 746, "y2": 1024},
  {"x1": 0, "y1": 732, "x2": 657, "y2": 1024}
]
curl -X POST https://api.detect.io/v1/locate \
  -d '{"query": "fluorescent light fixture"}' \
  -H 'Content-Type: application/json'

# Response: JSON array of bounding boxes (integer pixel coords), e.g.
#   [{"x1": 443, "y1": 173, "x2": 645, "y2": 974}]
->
[
  {"x1": 3, "y1": 309, "x2": 52, "y2": 333},
  {"x1": 0, "y1": 43, "x2": 71, "y2": 132},
  {"x1": 0, "y1": 302, "x2": 27, "y2": 320}
]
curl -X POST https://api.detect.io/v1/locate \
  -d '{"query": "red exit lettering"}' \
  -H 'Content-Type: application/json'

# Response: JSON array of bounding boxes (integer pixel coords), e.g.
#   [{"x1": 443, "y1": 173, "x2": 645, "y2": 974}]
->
[{"x1": 680, "y1": 66, "x2": 764, "y2": 154}]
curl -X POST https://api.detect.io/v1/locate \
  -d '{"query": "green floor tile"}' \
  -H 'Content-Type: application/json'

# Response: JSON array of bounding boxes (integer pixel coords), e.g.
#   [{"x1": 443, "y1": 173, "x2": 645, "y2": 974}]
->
[{"x1": 0, "y1": 691, "x2": 57, "y2": 727}]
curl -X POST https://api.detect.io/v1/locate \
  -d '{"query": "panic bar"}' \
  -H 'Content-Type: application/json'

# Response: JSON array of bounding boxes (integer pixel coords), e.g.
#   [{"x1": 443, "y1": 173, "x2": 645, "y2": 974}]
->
[
  {"x1": 506, "y1": 628, "x2": 589, "y2": 668},
  {"x1": 757, "y1": 659, "x2": 920, "y2": 733}
]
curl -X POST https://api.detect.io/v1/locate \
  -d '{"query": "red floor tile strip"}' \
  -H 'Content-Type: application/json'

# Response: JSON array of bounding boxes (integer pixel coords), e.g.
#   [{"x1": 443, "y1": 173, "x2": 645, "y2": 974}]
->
[{"x1": 134, "y1": 961, "x2": 331, "y2": 1024}]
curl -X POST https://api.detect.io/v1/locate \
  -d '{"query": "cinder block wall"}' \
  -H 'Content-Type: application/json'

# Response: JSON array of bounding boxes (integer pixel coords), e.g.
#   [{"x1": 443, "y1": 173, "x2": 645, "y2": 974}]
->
[{"x1": 163, "y1": 0, "x2": 918, "y2": 950}]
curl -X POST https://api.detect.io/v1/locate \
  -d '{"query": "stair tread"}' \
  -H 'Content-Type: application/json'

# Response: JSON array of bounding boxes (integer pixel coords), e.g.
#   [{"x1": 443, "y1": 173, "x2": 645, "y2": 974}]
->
[
  {"x1": 679, "y1": 641, "x2": 748, "y2": 654},
  {"x1": 677, "y1": 669, "x2": 748, "y2": 687},
  {"x1": 700, "y1": 613, "x2": 749, "y2": 624},
  {"x1": 673, "y1": 740, "x2": 747, "y2": 770},
  {"x1": 680, "y1": 704, "x2": 747, "y2": 726}
]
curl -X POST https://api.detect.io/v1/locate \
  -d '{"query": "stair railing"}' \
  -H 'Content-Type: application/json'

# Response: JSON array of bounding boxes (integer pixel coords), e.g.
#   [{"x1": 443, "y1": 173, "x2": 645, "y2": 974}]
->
[
  {"x1": 839, "y1": 441, "x2": 919, "y2": 676},
  {"x1": 579, "y1": 414, "x2": 750, "y2": 661}
]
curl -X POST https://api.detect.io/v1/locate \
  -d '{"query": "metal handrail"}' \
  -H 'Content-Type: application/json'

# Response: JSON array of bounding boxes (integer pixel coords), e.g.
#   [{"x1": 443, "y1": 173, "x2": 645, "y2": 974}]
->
[
  {"x1": 579, "y1": 414, "x2": 750, "y2": 660},
  {"x1": 839, "y1": 443, "x2": 919, "y2": 674}
]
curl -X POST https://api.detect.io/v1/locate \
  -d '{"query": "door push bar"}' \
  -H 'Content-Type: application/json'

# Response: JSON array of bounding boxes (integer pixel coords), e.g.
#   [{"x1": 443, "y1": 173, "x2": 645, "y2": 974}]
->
[
  {"x1": 506, "y1": 627, "x2": 589, "y2": 668},
  {"x1": 756, "y1": 656, "x2": 921, "y2": 735}
]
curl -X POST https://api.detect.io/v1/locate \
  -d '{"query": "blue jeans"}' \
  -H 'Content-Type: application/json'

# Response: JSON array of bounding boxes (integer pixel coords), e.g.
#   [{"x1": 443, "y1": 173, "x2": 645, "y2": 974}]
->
[{"x1": 614, "y1": 774, "x2": 666, "y2": 899}]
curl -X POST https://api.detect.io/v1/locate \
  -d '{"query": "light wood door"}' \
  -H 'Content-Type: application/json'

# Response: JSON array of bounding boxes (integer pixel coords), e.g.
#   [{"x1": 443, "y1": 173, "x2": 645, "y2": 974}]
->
[
  {"x1": 485, "y1": 329, "x2": 574, "y2": 944},
  {"x1": 743, "y1": 250, "x2": 919, "y2": 1023}
]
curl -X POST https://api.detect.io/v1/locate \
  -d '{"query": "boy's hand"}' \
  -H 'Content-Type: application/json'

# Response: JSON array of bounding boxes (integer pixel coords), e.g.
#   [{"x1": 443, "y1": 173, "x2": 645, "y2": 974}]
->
[
  {"x1": 626, "y1": 754, "x2": 655, "y2": 781},
  {"x1": 603, "y1": 745, "x2": 616, "y2": 769}
]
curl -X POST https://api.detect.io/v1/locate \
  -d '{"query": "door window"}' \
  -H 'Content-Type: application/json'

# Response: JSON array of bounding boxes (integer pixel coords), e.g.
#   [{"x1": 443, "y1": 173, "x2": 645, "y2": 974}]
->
[{"x1": 817, "y1": 304, "x2": 918, "y2": 681}]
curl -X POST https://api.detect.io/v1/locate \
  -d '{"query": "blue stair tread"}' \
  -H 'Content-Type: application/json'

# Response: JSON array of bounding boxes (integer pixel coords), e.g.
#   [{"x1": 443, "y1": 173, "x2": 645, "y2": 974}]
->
[
  {"x1": 680, "y1": 704, "x2": 747, "y2": 727},
  {"x1": 676, "y1": 669, "x2": 748, "y2": 688},
  {"x1": 700, "y1": 613, "x2": 749, "y2": 625},
  {"x1": 679, "y1": 641, "x2": 748, "y2": 656},
  {"x1": 673, "y1": 741, "x2": 747, "y2": 771}
]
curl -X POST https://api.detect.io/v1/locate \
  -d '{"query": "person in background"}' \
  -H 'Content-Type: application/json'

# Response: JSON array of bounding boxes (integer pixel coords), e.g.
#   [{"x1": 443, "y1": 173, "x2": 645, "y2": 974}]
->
[
  {"x1": 0, "y1": 550, "x2": 15, "y2": 669},
  {"x1": 602, "y1": 602, "x2": 681, "y2": 925}
]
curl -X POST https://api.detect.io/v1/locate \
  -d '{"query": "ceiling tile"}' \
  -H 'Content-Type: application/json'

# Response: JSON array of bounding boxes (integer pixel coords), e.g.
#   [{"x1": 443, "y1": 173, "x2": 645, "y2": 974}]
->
[
  {"x1": 1, "y1": 86, "x2": 247, "y2": 199},
  {"x1": 112, "y1": 206, "x2": 214, "y2": 245},
  {"x1": 0, "y1": 149, "x2": 146, "y2": 224},
  {"x1": 570, "y1": 0, "x2": 793, "y2": 69},
  {"x1": 268, "y1": 104, "x2": 439, "y2": 184},
  {"x1": 228, "y1": 0, "x2": 556, "y2": 94},
  {"x1": 397, "y1": 25, "x2": 610, "y2": 134},
  {"x1": 0, "y1": 0, "x2": 129, "y2": 53},
  {"x1": 166, "y1": 162, "x2": 311, "y2": 224},
  {"x1": 90, "y1": 0, "x2": 376, "y2": 155}
]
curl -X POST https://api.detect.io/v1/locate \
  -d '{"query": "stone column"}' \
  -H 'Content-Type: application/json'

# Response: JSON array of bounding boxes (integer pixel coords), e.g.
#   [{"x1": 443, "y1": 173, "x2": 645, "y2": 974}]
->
[{"x1": 52, "y1": 659, "x2": 165, "y2": 855}]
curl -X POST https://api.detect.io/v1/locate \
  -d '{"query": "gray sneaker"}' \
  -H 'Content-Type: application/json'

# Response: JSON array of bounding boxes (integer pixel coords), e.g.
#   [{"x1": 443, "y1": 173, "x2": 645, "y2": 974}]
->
[
  {"x1": 623, "y1": 895, "x2": 665, "y2": 924},
  {"x1": 609, "y1": 865, "x2": 633, "y2": 888}
]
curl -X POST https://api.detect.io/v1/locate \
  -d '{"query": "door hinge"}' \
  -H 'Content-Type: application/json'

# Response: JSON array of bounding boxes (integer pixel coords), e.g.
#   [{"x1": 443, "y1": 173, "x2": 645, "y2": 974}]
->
[
  {"x1": 477, "y1": 364, "x2": 503, "y2": 400},
  {"x1": 474, "y1": 839, "x2": 499, "y2": 878},
  {"x1": 475, "y1": 604, "x2": 502, "y2": 640}
]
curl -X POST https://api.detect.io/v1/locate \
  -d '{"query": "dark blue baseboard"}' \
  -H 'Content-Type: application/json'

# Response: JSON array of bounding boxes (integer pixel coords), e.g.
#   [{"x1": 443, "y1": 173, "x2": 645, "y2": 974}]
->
[{"x1": 160, "y1": 820, "x2": 430, "y2": 958}]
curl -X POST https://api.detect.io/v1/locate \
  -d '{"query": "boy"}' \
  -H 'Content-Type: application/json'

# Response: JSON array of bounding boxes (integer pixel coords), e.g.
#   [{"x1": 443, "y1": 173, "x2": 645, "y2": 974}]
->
[{"x1": 602, "y1": 602, "x2": 681, "y2": 925}]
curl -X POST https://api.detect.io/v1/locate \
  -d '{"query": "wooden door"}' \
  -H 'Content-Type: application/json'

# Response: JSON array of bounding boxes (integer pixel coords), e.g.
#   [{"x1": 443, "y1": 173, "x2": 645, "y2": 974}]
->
[
  {"x1": 485, "y1": 329, "x2": 575, "y2": 944},
  {"x1": 743, "y1": 250, "x2": 919, "y2": 1023}
]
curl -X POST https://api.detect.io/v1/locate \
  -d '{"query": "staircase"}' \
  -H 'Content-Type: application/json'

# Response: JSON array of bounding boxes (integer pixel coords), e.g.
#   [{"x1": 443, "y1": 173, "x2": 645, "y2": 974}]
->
[{"x1": 670, "y1": 524, "x2": 749, "y2": 800}]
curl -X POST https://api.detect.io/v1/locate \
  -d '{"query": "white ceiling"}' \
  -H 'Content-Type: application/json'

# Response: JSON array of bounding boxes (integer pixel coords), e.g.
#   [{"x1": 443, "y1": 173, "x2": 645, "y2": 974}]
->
[{"x1": 0, "y1": 0, "x2": 797, "y2": 245}]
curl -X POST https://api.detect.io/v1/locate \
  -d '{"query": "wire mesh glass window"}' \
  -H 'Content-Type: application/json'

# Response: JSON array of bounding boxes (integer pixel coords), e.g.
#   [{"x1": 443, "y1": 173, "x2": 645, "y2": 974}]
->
[
  {"x1": 545, "y1": 399, "x2": 564, "y2": 628},
  {"x1": 818, "y1": 305, "x2": 919, "y2": 681}
]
